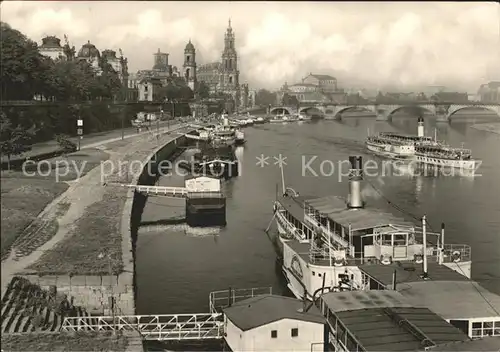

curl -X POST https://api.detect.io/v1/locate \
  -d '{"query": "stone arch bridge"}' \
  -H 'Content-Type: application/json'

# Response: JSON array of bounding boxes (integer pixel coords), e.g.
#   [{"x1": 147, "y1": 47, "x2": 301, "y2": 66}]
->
[{"x1": 269, "y1": 103, "x2": 500, "y2": 122}]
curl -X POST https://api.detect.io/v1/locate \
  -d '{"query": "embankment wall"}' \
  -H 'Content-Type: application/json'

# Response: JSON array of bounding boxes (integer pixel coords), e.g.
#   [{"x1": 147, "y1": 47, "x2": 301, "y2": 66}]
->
[{"x1": 21, "y1": 129, "x2": 190, "y2": 316}]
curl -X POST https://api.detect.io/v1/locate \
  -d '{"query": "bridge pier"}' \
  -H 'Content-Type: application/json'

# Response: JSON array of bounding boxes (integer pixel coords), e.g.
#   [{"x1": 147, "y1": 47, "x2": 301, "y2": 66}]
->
[
  {"x1": 375, "y1": 111, "x2": 390, "y2": 121},
  {"x1": 436, "y1": 114, "x2": 449, "y2": 123}
]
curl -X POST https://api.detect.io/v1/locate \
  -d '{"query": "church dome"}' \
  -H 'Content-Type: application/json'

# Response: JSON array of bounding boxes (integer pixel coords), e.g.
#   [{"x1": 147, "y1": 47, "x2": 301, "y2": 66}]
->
[
  {"x1": 78, "y1": 41, "x2": 100, "y2": 58},
  {"x1": 185, "y1": 40, "x2": 195, "y2": 52},
  {"x1": 40, "y1": 36, "x2": 62, "y2": 48}
]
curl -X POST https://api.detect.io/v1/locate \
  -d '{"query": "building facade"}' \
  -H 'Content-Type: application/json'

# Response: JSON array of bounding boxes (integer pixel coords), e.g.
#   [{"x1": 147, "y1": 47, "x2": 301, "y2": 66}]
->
[
  {"x1": 302, "y1": 73, "x2": 338, "y2": 92},
  {"x1": 101, "y1": 49, "x2": 129, "y2": 86},
  {"x1": 76, "y1": 41, "x2": 102, "y2": 75},
  {"x1": 196, "y1": 19, "x2": 241, "y2": 105},
  {"x1": 278, "y1": 73, "x2": 347, "y2": 105},
  {"x1": 478, "y1": 81, "x2": 500, "y2": 103},
  {"x1": 223, "y1": 295, "x2": 326, "y2": 352},
  {"x1": 138, "y1": 77, "x2": 162, "y2": 101},
  {"x1": 183, "y1": 40, "x2": 197, "y2": 90},
  {"x1": 38, "y1": 36, "x2": 65, "y2": 60},
  {"x1": 276, "y1": 73, "x2": 347, "y2": 105}
]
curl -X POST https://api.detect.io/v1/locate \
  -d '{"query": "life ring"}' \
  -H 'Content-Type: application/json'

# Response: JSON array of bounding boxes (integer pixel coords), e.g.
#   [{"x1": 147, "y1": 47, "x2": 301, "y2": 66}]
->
[
  {"x1": 452, "y1": 251, "x2": 461, "y2": 262},
  {"x1": 414, "y1": 254, "x2": 423, "y2": 264},
  {"x1": 334, "y1": 258, "x2": 344, "y2": 267},
  {"x1": 380, "y1": 254, "x2": 392, "y2": 265}
]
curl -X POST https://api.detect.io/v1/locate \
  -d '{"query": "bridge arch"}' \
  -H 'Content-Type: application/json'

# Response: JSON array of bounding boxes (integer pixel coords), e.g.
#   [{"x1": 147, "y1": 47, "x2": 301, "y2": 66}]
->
[
  {"x1": 299, "y1": 106, "x2": 325, "y2": 116},
  {"x1": 334, "y1": 105, "x2": 375, "y2": 120},
  {"x1": 446, "y1": 105, "x2": 500, "y2": 121},
  {"x1": 270, "y1": 107, "x2": 293, "y2": 115},
  {"x1": 385, "y1": 105, "x2": 436, "y2": 120}
]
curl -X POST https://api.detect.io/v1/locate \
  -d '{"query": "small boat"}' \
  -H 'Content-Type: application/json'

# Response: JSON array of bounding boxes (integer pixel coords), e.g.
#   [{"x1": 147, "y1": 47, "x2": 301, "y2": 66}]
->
[
  {"x1": 179, "y1": 145, "x2": 239, "y2": 179},
  {"x1": 185, "y1": 129, "x2": 211, "y2": 142},
  {"x1": 235, "y1": 130, "x2": 246, "y2": 145},
  {"x1": 254, "y1": 117, "x2": 265, "y2": 124}
]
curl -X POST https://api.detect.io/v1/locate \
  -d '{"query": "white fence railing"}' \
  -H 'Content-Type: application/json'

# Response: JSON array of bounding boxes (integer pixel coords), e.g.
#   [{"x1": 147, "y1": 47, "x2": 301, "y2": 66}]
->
[{"x1": 61, "y1": 313, "x2": 223, "y2": 341}]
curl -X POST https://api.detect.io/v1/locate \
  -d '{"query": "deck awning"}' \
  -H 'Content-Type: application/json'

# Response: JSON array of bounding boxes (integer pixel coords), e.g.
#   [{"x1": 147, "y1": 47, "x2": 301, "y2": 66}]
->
[{"x1": 305, "y1": 196, "x2": 415, "y2": 232}]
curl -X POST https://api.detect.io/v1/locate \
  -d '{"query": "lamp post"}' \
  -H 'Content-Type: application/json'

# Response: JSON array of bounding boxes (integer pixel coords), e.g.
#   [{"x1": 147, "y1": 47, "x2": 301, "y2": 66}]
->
[
  {"x1": 158, "y1": 107, "x2": 162, "y2": 143},
  {"x1": 76, "y1": 116, "x2": 83, "y2": 151}
]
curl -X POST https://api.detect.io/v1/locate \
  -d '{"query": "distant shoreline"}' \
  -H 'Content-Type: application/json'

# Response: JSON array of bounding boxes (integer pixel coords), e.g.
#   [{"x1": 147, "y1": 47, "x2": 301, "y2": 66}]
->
[{"x1": 471, "y1": 123, "x2": 500, "y2": 135}]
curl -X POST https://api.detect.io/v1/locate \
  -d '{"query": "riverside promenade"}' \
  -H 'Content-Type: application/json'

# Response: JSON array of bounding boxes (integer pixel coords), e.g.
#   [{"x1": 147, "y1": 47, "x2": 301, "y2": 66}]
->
[
  {"x1": 1, "y1": 120, "x2": 192, "y2": 316},
  {"x1": 1, "y1": 120, "x2": 177, "y2": 164}
]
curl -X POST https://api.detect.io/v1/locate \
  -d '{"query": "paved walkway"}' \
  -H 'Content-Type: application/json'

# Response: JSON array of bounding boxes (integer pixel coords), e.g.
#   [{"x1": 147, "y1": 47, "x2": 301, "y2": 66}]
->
[{"x1": 1, "y1": 120, "x2": 181, "y2": 163}]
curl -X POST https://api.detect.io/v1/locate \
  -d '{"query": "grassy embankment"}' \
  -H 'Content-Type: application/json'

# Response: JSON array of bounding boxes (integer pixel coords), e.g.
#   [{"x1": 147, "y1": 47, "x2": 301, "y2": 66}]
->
[
  {"x1": 1, "y1": 149, "x2": 109, "y2": 261},
  {"x1": 24, "y1": 131, "x2": 183, "y2": 275}
]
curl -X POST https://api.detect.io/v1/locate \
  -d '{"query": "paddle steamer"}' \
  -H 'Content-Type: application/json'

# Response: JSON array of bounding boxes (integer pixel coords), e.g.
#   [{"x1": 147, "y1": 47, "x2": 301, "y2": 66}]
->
[
  {"x1": 366, "y1": 117, "x2": 479, "y2": 170},
  {"x1": 269, "y1": 156, "x2": 472, "y2": 301}
]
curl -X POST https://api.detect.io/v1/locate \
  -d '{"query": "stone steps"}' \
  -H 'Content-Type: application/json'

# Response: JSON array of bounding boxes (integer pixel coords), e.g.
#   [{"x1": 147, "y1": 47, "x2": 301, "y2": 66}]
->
[{"x1": 0, "y1": 276, "x2": 90, "y2": 333}]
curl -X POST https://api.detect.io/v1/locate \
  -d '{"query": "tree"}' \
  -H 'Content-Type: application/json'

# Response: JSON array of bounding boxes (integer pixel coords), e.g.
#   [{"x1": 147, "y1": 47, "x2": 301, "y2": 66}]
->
[
  {"x1": 196, "y1": 81, "x2": 210, "y2": 100},
  {"x1": 0, "y1": 22, "x2": 46, "y2": 100},
  {"x1": 255, "y1": 89, "x2": 276, "y2": 107},
  {"x1": 282, "y1": 93, "x2": 299, "y2": 106},
  {"x1": 0, "y1": 111, "x2": 35, "y2": 169},
  {"x1": 164, "y1": 82, "x2": 179, "y2": 102},
  {"x1": 178, "y1": 86, "x2": 194, "y2": 101}
]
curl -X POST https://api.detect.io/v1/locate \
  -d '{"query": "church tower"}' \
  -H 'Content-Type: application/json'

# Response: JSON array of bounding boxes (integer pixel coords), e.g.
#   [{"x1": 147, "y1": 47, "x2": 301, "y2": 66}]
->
[
  {"x1": 183, "y1": 40, "x2": 197, "y2": 90},
  {"x1": 220, "y1": 19, "x2": 239, "y2": 96}
]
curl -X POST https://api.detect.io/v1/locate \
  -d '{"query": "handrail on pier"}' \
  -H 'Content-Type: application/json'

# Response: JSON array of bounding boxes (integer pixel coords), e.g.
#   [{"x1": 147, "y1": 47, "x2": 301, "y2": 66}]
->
[{"x1": 61, "y1": 313, "x2": 224, "y2": 341}]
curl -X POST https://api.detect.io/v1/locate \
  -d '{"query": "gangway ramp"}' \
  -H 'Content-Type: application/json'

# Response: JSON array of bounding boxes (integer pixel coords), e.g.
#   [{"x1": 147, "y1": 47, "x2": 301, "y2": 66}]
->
[
  {"x1": 61, "y1": 313, "x2": 224, "y2": 341},
  {"x1": 123, "y1": 184, "x2": 189, "y2": 198}
]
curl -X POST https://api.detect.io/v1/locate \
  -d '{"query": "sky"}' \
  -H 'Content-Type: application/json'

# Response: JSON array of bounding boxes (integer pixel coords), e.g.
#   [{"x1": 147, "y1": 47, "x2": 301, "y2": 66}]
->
[{"x1": 2, "y1": 1, "x2": 499, "y2": 92}]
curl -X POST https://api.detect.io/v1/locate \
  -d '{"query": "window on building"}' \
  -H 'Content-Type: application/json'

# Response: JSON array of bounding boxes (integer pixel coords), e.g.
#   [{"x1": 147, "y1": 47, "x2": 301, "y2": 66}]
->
[
  {"x1": 187, "y1": 55, "x2": 190, "y2": 62},
  {"x1": 271, "y1": 330, "x2": 278, "y2": 338},
  {"x1": 291, "y1": 328, "x2": 299, "y2": 337},
  {"x1": 471, "y1": 321, "x2": 500, "y2": 337}
]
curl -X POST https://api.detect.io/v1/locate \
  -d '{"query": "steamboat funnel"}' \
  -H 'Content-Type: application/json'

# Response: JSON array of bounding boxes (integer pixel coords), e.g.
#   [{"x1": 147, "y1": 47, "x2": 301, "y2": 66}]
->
[
  {"x1": 417, "y1": 116, "x2": 424, "y2": 137},
  {"x1": 348, "y1": 156, "x2": 364, "y2": 209}
]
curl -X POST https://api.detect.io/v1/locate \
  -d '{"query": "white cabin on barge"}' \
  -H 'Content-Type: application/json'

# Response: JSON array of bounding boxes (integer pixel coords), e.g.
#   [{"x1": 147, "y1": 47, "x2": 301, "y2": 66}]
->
[{"x1": 223, "y1": 295, "x2": 327, "y2": 352}]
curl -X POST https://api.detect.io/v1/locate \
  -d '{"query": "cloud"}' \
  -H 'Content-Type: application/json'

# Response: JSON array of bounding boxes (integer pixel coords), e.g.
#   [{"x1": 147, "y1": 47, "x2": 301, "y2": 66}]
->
[{"x1": 1, "y1": 1, "x2": 499, "y2": 91}]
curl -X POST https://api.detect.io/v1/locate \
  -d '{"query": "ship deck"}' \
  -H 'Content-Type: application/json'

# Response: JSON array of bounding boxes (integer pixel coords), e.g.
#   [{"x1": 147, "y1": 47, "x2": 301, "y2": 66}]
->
[
  {"x1": 277, "y1": 195, "x2": 314, "y2": 222},
  {"x1": 286, "y1": 240, "x2": 356, "y2": 266},
  {"x1": 396, "y1": 280, "x2": 500, "y2": 320},
  {"x1": 360, "y1": 262, "x2": 469, "y2": 285},
  {"x1": 305, "y1": 195, "x2": 415, "y2": 232}
]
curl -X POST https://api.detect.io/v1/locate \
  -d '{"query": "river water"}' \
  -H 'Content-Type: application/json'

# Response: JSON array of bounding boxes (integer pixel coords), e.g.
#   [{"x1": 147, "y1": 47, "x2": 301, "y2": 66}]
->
[{"x1": 135, "y1": 112, "x2": 500, "y2": 315}]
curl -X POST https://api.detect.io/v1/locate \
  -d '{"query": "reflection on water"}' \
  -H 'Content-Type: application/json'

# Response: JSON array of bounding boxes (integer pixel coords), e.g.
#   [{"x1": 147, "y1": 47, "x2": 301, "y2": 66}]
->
[{"x1": 136, "y1": 112, "x2": 500, "y2": 314}]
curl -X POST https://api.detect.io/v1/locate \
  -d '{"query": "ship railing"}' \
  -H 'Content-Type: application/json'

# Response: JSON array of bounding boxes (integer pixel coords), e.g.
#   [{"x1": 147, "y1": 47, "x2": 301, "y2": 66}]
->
[
  {"x1": 276, "y1": 210, "x2": 307, "y2": 241},
  {"x1": 430, "y1": 243, "x2": 471, "y2": 263},
  {"x1": 209, "y1": 287, "x2": 273, "y2": 314},
  {"x1": 305, "y1": 212, "x2": 349, "y2": 248}
]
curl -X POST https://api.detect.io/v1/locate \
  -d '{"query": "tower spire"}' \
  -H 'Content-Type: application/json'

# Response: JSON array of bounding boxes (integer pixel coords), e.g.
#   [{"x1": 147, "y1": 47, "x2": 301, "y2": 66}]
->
[{"x1": 228, "y1": 18, "x2": 231, "y2": 28}]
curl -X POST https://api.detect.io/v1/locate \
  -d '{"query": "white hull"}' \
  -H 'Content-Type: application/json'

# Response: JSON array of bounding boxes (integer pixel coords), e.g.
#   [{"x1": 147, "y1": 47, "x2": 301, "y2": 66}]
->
[
  {"x1": 185, "y1": 134, "x2": 210, "y2": 141},
  {"x1": 212, "y1": 138, "x2": 235, "y2": 146},
  {"x1": 366, "y1": 142, "x2": 415, "y2": 159},
  {"x1": 415, "y1": 154, "x2": 477, "y2": 170}
]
